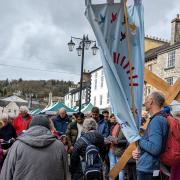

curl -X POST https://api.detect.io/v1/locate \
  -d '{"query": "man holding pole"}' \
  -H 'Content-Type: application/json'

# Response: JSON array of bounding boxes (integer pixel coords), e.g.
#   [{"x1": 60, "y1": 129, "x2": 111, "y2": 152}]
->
[{"x1": 132, "y1": 91, "x2": 168, "y2": 180}]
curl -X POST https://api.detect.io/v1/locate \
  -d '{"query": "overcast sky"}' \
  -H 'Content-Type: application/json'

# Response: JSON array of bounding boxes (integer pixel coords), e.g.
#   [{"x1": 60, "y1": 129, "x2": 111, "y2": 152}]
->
[{"x1": 0, "y1": 0, "x2": 179, "y2": 82}]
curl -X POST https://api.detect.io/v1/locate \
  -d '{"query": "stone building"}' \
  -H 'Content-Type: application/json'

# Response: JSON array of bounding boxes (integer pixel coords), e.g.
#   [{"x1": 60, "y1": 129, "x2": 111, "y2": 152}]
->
[
  {"x1": 144, "y1": 36, "x2": 168, "y2": 52},
  {"x1": 144, "y1": 14, "x2": 180, "y2": 97}
]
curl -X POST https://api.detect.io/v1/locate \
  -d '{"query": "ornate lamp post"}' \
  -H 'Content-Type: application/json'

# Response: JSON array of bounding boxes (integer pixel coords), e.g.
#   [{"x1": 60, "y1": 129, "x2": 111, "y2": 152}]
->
[{"x1": 68, "y1": 35, "x2": 98, "y2": 112}]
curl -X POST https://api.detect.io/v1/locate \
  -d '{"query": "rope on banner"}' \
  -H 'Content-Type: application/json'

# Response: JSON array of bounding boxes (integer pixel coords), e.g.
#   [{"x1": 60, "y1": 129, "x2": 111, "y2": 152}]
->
[
  {"x1": 109, "y1": 1, "x2": 139, "y2": 179},
  {"x1": 124, "y1": 0, "x2": 140, "y2": 155},
  {"x1": 123, "y1": 0, "x2": 136, "y2": 119}
]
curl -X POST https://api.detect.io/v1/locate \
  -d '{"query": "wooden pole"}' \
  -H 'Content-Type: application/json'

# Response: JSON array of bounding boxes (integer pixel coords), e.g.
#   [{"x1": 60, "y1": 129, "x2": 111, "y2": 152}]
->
[
  {"x1": 123, "y1": 0, "x2": 136, "y2": 119},
  {"x1": 144, "y1": 68, "x2": 180, "y2": 103}
]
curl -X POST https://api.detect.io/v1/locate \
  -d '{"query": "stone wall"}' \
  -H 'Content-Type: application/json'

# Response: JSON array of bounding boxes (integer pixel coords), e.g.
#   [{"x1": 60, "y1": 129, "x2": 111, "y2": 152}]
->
[
  {"x1": 144, "y1": 37, "x2": 167, "y2": 52},
  {"x1": 144, "y1": 46, "x2": 180, "y2": 100}
]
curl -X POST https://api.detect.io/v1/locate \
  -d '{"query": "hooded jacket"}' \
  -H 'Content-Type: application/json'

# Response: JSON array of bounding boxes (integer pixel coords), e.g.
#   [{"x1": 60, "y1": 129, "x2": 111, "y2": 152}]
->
[
  {"x1": 97, "y1": 118, "x2": 109, "y2": 138},
  {"x1": 0, "y1": 126, "x2": 68, "y2": 180}
]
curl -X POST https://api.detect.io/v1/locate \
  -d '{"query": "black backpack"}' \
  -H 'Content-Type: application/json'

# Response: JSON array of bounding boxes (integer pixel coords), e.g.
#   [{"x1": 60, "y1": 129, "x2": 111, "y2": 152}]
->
[{"x1": 81, "y1": 136, "x2": 103, "y2": 180}]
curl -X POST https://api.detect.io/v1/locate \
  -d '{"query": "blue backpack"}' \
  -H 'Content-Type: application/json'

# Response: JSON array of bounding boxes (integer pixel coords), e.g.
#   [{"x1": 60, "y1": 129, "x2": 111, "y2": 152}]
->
[{"x1": 81, "y1": 136, "x2": 103, "y2": 180}]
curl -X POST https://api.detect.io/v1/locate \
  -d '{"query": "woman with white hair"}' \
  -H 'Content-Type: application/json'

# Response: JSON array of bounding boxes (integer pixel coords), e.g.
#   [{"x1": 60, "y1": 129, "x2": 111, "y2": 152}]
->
[
  {"x1": 0, "y1": 113, "x2": 16, "y2": 149},
  {"x1": 70, "y1": 118, "x2": 106, "y2": 180},
  {"x1": 13, "y1": 106, "x2": 32, "y2": 135}
]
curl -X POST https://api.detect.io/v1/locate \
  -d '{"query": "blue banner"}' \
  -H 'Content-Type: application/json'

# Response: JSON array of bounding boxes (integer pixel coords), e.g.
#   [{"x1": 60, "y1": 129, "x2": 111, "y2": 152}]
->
[{"x1": 85, "y1": 0, "x2": 144, "y2": 143}]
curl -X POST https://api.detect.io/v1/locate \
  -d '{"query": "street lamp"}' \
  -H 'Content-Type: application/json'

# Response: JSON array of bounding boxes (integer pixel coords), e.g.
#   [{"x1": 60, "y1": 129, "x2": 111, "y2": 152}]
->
[{"x1": 68, "y1": 35, "x2": 98, "y2": 112}]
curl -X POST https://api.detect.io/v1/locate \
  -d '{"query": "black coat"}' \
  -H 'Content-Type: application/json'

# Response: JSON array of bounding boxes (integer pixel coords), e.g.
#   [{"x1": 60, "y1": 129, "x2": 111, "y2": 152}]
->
[
  {"x1": 70, "y1": 131, "x2": 106, "y2": 176},
  {"x1": 0, "y1": 123, "x2": 16, "y2": 141}
]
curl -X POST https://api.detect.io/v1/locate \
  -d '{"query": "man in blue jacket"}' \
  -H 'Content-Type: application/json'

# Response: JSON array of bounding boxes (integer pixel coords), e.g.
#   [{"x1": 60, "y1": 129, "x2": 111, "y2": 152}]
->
[
  {"x1": 91, "y1": 107, "x2": 109, "y2": 138},
  {"x1": 53, "y1": 108, "x2": 70, "y2": 135},
  {"x1": 132, "y1": 91, "x2": 169, "y2": 180}
]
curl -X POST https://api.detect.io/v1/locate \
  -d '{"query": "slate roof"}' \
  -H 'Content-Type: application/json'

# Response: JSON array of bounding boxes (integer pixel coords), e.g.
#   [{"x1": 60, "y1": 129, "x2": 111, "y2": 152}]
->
[{"x1": 145, "y1": 42, "x2": 180, "y2": 62}]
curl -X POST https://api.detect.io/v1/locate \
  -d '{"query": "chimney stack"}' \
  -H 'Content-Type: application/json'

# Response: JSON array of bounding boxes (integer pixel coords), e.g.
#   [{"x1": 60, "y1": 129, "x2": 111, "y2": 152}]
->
[{"x1": 171, "y1": 14, "x2": 180, "y2": 45}]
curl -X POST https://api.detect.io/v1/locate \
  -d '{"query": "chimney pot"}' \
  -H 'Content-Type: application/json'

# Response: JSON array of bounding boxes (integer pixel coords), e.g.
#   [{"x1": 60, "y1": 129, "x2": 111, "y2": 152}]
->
[{"x1": 171, "y1": 14, "x2": 180, "y2": 44}]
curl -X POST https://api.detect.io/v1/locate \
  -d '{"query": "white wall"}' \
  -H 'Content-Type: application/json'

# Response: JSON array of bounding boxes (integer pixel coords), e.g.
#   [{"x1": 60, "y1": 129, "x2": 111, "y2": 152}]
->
[
  {"x1": 64, "y1": 93, "x2": 72, "y2": 108},
  {"x1": 91, "y1": 68, "x2": 111, "y2": 110},
  {"x1": 64, "y1": 89, "x2": 88, "y2": 108}
]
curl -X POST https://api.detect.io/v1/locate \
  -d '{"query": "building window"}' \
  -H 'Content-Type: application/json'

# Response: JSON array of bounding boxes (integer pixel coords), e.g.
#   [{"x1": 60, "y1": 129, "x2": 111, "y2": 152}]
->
[
  {"x1": 100, "y1": 95, "x2": 103, "y2": 105},
  {"x1": 148, "y1": 64, "x2": 152, "y2": 71},
  {"x1": 101, "y1": 70, "x2": 104, "y2": 88},
  {"x1": 94, "y1": 79, "x2": 97, "y2": 90},
  {"x1": 165, "y1": 77, "x2": 173, "y2": 85},
  {"x1": 146, "y1": 86, "x2": 151, "y2": 95},
  {"x1": 167, "y1": 51, "x2": 175, "y2": 68},
  {"x1": 82, "y1": 89, "x2": 86, "y2": 99},
  {"x1": 95, "y1": 72, "x2": 98, "y2": 78},
  {"x1": 94, "y1": 96, "x2": 96, "y2": 106},
  {"x1": 107, "y1": 92, "x2": 109, "y2": 104}
]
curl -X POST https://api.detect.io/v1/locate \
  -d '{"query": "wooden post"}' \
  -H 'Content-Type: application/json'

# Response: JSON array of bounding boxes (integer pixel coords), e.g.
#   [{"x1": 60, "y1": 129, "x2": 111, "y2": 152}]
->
[{"x1": 144, "y1": 68, "x2": 180, "y2": 103}]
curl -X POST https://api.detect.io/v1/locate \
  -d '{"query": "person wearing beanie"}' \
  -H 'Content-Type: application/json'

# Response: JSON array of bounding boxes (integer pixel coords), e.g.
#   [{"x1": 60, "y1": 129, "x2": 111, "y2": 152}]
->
[
  {"x1": 0, "y1": 115, "x2": 68, "y2": 180},
  {"x1": 29, "y1": 115, "x2": 51, "y2": 129},
  {"x1": 70, "y1": 118, "x2": 106, "y2": 180}
]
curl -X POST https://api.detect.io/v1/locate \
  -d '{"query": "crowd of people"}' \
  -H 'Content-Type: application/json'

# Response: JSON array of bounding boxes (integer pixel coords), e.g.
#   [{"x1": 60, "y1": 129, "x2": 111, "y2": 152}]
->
[{"x1": 0, "y1": 91, "x2": 179, "y2": 180}]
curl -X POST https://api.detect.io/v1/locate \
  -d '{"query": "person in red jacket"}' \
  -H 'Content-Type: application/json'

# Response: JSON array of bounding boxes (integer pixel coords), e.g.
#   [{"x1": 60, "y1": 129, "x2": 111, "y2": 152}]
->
[{"x1": 13, "y1": 106, "x2": 32, "y2": 136}]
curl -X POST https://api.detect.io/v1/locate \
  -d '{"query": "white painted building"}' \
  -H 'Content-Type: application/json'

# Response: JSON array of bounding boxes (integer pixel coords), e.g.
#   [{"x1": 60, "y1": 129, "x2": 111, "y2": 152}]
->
[
  {"x1": 64, "y1": 93, "x2": 72, "y2": 108},
  {"x1": 0, "y1": 102, "x2": 19, "y2": 118},
  {"x1": 64, "y1": 82, "x2": 91, "y2": 109},
  {"x1": 90, "y1": 67, "x2": 111, "y2": 111},
  {"x1": 64, "y1": 72, "x2": 91, "y2": 109},
  {"x1": 3, "y1": 102, "x2": 19, "y2": 116}
]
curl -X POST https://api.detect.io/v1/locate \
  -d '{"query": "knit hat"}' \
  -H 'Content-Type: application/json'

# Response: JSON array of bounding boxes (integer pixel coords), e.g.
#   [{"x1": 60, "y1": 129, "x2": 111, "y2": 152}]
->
[{"x1": 29, "y1": 115, "x2": 50, "y2": 130}]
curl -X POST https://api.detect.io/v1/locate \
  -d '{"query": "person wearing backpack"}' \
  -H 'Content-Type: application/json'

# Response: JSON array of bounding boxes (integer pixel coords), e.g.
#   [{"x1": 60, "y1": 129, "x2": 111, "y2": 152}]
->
[
  {"x1": 132, "y1": 91, "x2": 169, "y2": 180},
  {"x1": 70, "y1": 118, "x2": 106, "y2": 180}
]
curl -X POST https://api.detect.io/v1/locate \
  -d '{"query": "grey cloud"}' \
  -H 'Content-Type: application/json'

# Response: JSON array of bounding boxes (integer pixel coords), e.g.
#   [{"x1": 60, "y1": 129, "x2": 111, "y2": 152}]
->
[
  {"x1": 0, "y1": 0, "x2": 179, "y2": 81},
  {"x1": 144, "y1": 0, "x2": 180, "y2": 38}
]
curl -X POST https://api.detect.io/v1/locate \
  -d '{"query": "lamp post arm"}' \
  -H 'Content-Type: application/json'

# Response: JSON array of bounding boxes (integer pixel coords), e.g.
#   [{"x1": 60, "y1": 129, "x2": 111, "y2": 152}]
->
[
  {"x1": 71, "y1": 36, "x2": 96, "y2": 43},
  {"x1": 71, "y1": 36, "x2": 83, "y2": 41}
]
